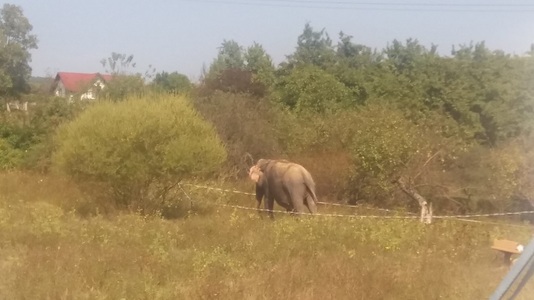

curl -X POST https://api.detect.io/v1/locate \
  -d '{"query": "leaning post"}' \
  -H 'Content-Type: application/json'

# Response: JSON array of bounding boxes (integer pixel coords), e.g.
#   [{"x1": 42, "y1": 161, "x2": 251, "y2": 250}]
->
[{"x1": 397, "y1": 177, "x2": 432, "y2": 224}]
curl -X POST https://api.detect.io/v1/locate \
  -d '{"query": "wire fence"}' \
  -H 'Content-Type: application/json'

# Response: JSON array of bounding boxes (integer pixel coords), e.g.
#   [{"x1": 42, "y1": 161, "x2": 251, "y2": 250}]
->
[
  {"x1": 183, "y1": 183, "x2": 410, "y2": 215},
  {"x1": 181, "y1": 183, "x2": 534, "y2": 226}
]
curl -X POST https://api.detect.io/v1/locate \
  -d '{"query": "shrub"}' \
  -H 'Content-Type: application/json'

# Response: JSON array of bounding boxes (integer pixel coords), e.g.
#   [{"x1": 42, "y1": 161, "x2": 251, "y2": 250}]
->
[
  {"x1": 0, "y1": 138, "x2": 24, "y2": 169},
  {"x1": 24, "y1": 96, "x2": 84, "y2": 171},
  {"x1": 192, "y1": 91, "x2": 283, "y2": 177},
  {"x1": 52, "y1": 94, "x2": 227, "y2": 212},
  {"x1": 0, "y1": 96, "x2": 82, "y2": 171},
  {"x1": 100, "y1": 74, "x2": 146, "y2": 101}
]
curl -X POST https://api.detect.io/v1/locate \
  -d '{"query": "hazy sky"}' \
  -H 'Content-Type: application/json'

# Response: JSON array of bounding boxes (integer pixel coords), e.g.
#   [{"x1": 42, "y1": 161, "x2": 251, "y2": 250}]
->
[{"x1": 6, "y1": 0, "x2": 534, "y2": 80}]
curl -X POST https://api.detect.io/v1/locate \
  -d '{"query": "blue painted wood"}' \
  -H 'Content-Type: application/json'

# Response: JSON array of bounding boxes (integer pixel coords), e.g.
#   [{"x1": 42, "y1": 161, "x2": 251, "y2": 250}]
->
[{"x1": 490, "y1": 237, "x2": 534, "y2": 300}]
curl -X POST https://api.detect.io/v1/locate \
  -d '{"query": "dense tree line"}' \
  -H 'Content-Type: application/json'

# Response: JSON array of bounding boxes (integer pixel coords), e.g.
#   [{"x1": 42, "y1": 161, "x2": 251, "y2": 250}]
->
[
  {"x1": 196, "y1": 23, "x2": 534, "y2": 214},
  {"x1": 1, "y1": 4, "x2": 532, "y2": 215}
]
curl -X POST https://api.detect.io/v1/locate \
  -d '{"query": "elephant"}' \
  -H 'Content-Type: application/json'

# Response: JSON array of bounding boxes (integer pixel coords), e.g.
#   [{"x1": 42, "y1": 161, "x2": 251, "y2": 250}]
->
[
  {"x1": 249, "y1": 159, "x2": 318, "y2": 219},
  {"x1": 249, "y1": 165, "x2": 294, "y2": 214}
]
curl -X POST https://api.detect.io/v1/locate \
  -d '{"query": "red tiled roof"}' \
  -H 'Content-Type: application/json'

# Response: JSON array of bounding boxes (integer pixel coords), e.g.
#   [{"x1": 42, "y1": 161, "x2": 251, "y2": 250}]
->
[{"x1": 55, "y1": 72, "x2": 112, "y2": 93}]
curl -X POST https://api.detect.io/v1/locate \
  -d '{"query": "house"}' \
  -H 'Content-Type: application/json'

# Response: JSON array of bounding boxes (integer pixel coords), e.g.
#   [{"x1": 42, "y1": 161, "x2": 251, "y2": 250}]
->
[{"x1": 51, "y1": 72, "x2": 113, "y2": 100}]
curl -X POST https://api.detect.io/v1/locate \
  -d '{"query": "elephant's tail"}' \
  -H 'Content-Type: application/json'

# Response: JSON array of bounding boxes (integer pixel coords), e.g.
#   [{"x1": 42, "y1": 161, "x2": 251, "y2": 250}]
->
[
  {"x1": 303, "y1": 175, "x2": 318, "y2": 214},
  {"x1": 305, "y1": 185, "x2": 318, "y2": 204},
  {"x1": 305, "y1": 187, "x2": 318, "y2": 214},
  {"x1": 302, "y1": 171, "x2": 318, "y2": 202}
]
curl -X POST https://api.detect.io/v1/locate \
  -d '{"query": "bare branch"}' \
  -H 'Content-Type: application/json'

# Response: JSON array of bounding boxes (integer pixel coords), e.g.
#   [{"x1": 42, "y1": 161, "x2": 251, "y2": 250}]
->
[{"x1": 413, "y1": 149, "x2": 442, "y2": 180}]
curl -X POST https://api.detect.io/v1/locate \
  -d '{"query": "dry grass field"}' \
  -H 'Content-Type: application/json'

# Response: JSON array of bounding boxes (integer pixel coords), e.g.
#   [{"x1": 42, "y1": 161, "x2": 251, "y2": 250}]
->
[{"x1": 0, "y1": 171, "x2": 532, "y2": 299}]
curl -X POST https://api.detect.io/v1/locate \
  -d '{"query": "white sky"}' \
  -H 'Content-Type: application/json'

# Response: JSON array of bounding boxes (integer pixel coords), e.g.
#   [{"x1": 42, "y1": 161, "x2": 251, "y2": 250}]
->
[{"x1": 6, "y1": 0, "x2": 534, "y2": 81}]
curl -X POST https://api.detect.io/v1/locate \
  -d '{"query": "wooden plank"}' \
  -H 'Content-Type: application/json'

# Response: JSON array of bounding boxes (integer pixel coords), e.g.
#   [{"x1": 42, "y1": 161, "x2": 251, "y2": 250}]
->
[{"x1": 491, "y1": 239, "x2": 522, "y2": 254}]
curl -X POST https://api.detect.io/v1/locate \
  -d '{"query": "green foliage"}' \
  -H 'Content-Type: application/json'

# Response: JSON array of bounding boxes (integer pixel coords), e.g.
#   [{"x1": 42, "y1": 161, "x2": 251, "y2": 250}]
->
[
  {"x1": 98, "y1": 52, "x2": 155, "y2": 101},
  {"x1": 53, "y1": 94, "x2": 227, "y2": 211},
  {"x1": 0, "y1": 19, "x2": 532, "y2": 215},
  {"x1": 273, "y1": 65, "x2": 354, "y2": 113},
  {"x1": 244, "y1": 42, "x2": 274, "y2": 74},
  {"x1": 24, "y1": 97, "x2": 83, "y2": 171},
  {"x1": 0, "y1": 4, "x2": 38, "y2": 96},
  {"x1": 336, "y1": 32, "x2": 382, "y2": 67},
  {"x1": 202, "y1": 41, "x2": 274, "y2": 96},
  {"x1": 152, "y1": 71, "x2": 192, "y2": 94},
  {"x1": 344, "y1": 105, "x2": 468, "y2": 206},
  {"x1": 452, "y1": 138, "x2": 534, "y2": 212},
  {"x1": 244, "y1": 42, "x2": 276, "y2": 87},
  {"x1": 0, "y1": 138, "x2": 24, "y2": 169},
  {"x1": 286, "y1": 22, "x2": 336, "y2": 68},
  {"x1": 100, "y1": 74, "x2": 145, "y2": 101},
  {"x1": 206, "y1": 40, "x2": 245, "y2": 79},
  {"x1": 0, "y1": 96, "x2": 82, "y2": 171},
  {"x1": 384, "y1": 38, "x2": 437, "y2": 74},
  {"x1": 0, "y1": 114, "x2": 36, "y2": 169}
]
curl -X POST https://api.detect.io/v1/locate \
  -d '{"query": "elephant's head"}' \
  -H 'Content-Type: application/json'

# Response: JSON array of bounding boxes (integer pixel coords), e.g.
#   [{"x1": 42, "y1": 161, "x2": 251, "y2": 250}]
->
[
  {"x1": 255, "y1": 159, "x2": 270, "y2": 171},
  {"x1": 255, "y1": 158, "x2": 290, "y2": 172}
]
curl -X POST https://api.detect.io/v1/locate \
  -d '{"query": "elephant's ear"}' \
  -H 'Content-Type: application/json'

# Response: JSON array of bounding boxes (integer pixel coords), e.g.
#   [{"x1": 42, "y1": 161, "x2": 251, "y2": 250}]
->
[
  {"x1": 249, "y1": 165, "x2": 258, "y2": 175},
  {"x1": 249, "y1": 165, "x2": 261, "y2": 183},
  {"x1": 250, "y1": 172, "x2": 260, "y2": 183}
]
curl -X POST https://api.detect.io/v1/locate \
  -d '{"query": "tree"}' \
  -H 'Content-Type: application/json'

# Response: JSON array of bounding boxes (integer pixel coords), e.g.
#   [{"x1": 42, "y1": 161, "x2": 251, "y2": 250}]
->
[
  {"x1": 440, "y1": 42, "x2": 534, "y2": 145},
  {"x1": 206, "y1": 40, "x2": 245, "y2": 79},
  {"x1": 152, "y1": 71, "x2": 192, "y2": 94},
  {"x1": 100, "y1": 52, "x2": 136, "y2": 75},
  {"x1": 100, "y1": 74, "x2": 145, "y2": 101},
  {"x1": 100, "y1": 52, "x2": 145, "y2": 101},
  {"x1": 286, "y1": 23, "x2": 336, "y2": 69},
  {"x1": 202, "y1": 68, "x2": 267, "y2": 97},
  {"x1": 344, "y1": 105, "x2": 468, "y2": 214},
  {"x1": 244, "y1": 42, "x2": 275, "y2": 87},
  {"x1": 336, "y1": 32, "x2": 381, "y2": 68},
  {"x1": 384, "y1": 38, "x2": 437, "y2": 75},
  {"x1": 202, "y1": 41, "x2": 273, "y2": 97},
  {"x1": 0, "y1": 4, "x2": 38, "y2": 97},
  {"x1": 53, "y1": 94, "x2": 227, "y2": 212},
  {"x1": 273, "y1": 65, "x2": 353, "y2": 113}
]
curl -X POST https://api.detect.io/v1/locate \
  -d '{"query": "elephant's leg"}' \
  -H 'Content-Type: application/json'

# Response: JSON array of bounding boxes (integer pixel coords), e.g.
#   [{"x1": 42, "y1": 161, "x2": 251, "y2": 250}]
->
[
  {"x1": 256, "y1": 199, "x2": 264, "y2": 218},
  {"x1": 287, "y1": 184, "x2": 308, "y2": 215},
  {"x1": 277, "y1": 200, "x2": 292, "y2": 213},
  {"x1": 255, "y1": 181, "x2": 266, "y2": 217},
  {"x1": 274, "y1": 192, "x2": 293, "y2": 214},
  {"x1": 264, "y1": 195, "x2": 275, "y2": 220}
]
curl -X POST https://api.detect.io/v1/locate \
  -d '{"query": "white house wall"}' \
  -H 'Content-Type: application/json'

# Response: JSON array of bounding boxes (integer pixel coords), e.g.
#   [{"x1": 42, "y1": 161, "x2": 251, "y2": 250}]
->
[{"x1": 54, "y1": 81, "x2": 66, "y2": 97}]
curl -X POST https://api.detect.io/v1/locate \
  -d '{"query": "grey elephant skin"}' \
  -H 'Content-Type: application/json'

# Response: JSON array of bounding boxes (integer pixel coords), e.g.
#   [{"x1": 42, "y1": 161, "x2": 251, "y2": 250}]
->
[
  {"x1": 250, "y1": 167, "x2": 293, "y2": 214},
  {"x1": 251, "y1": 159, "x2": 318, "y2": 219}
]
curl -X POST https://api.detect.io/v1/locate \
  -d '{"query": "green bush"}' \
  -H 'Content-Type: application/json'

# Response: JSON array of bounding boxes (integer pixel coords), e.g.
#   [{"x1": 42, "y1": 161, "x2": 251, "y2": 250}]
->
[
  {"x1": 100, "y1": 74, "x2": 146, "y2": 101},
  {"x1": 151, "y1": 71, "x2": 192, "y2": 95},
  {"x1": 273, "y1": 65, "x2": 354, "y2": 113},
  {"x1": 24, "y1": 96, "x2": 84, "y2": 171},
  {"x1": 0, "y1": 96, "x2": 82, "y2": 171},
  {"x1": 0, "y1": 138, "x2": 24, "y2": 169},
  {"x1": 52, "y1": 94, "x2": 227, "y2": 212}
]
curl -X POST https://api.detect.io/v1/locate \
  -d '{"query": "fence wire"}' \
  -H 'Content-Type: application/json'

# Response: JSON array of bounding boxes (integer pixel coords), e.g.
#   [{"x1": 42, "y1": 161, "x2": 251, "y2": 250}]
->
[{"x1": 181, "y1": 183, "x2": 534, "y2": 223}]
